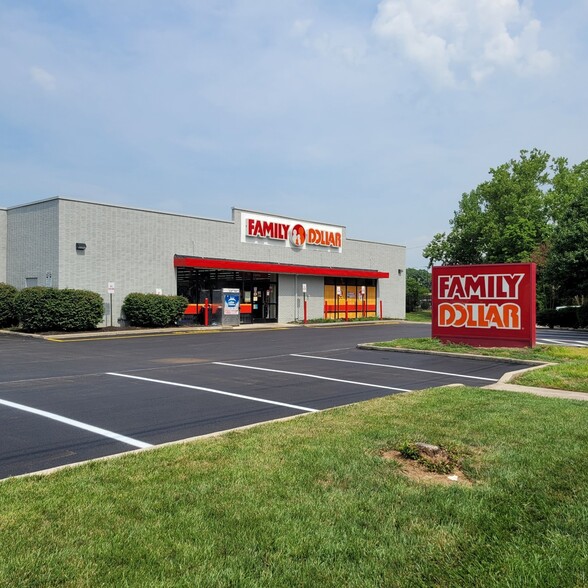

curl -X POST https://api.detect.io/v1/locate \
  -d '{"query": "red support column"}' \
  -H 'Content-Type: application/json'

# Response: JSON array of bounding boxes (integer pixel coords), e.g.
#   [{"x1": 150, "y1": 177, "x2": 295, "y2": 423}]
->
[
  {"x1": 324, "y1": 300, "x2": 328, "y2": 320},
  {"x1": 345, "y1": 302, "x2": 348, "y2": 322},
  {"x1": 204, "y1": 298, "x2": 209, "y2": 326},
  {"x1": 304, "y1": 298, "x2": 308, "y2": 324},
  {"x1": 380, "y1": 300, "x2": 383, "y2": 320}
]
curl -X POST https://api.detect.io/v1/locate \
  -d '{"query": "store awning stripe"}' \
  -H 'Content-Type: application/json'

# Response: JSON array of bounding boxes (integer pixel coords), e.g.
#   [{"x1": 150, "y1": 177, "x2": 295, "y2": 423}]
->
[{"x1": 174, "y1": 256, "x2": 389, "y2": 279}]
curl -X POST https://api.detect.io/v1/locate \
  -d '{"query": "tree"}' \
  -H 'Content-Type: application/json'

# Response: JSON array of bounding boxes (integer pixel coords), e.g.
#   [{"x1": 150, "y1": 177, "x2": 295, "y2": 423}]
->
[
  {"x1": 423, "y1": 149, "x2": 553, "y2": 267},
  {"x1": 405, "y1": 268, "x2": 431, "y2": 312},
  {"x1": 547, "y1": 157, "x2": 588, "y2": 223},
  {"x1": 423, "y1": 150, "x2": 588, "y2": 307},
  {"x1": 545, "y1": 183, "x2": 588, "y2": 302}
]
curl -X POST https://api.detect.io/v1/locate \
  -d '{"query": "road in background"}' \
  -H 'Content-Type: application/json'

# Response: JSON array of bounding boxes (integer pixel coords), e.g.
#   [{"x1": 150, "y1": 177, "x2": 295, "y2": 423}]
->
[{"x1": 536, "y1": 327, "x2": 588, "y2": 347}]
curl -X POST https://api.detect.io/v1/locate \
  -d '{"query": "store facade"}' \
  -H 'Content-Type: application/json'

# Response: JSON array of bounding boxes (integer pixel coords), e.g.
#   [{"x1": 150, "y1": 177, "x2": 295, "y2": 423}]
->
[{"x1": 1, "y1": 198, "x2": 406, "y2": 325}]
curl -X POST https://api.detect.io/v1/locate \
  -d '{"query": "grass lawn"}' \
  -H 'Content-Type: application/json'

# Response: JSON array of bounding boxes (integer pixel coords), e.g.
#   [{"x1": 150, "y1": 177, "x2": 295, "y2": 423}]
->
[
  {"x1": 1, "y1": 387, "x2": 588, "y2": 587},
  {"x1": 404, "y1": 310, "x2": 432, "y2": 322},
  {"x1": 374, "y1": 338, "x2": 588, "y2": 393}
]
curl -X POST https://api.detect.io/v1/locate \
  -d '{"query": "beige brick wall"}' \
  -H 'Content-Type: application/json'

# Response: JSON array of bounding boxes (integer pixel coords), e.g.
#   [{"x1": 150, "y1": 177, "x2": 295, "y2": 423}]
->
[
  {"x1": 6, "y1": 200, "x2": 59, "y2": 289},
  {"x1": 0, "y1": 209, "x2": 6, "y2": 283}
]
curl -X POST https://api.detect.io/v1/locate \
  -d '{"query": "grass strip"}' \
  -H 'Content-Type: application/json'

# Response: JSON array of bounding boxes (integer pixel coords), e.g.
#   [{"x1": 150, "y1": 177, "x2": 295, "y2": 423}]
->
[
  {"x1": 374, "y1": 338, "x2": 588, "y2": 393},
  {"x1": 404, "y1": 310, "x2": 432, "y2": 322},
  {"x1": 1, "y1": 387, "x2": 588, "y2": 587}
]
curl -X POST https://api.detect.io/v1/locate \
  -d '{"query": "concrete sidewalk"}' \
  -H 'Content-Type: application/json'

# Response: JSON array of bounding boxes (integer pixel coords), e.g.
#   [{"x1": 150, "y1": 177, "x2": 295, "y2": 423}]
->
[
  {"x1": 1, "y1": 322, "x2": 297, "y2": 340},
  {"x1": 483, "y1": 382, "x2": 588, "y2": 401},
  {"x1": 2, "y1": 319, "x2": 402, "y2": 341}
]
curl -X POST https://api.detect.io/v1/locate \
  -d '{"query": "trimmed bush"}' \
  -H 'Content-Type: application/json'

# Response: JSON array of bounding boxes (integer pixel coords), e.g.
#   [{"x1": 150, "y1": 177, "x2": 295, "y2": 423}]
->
[
  {"x1": 122, "y1": 293, "x2": 188, "y2": 328},
  {"x1": 14, "y1": 287, "x2": 104, "y2": 332},
  {"x1": 0, "y1": 283, "x2": 18, "y2": 328},
  {"x1": 579, "y1": 304, "x2": 588, "y2": 329},
  {"x1": 537, "y1": 306, "x2": 583, "y2": 329},
  {"x1": 536, "y1": 309, "x2": 559, "y2": 329},
  {"x1": 557, "y1": 306, "x2": 580, "y2": 328}
]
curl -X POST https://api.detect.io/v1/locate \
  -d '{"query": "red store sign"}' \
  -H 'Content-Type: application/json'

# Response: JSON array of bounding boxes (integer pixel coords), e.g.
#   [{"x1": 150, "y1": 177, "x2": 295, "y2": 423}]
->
[
  {"x1": 243, "y1": 214, "x2": 343, "y2": 251},
  {"x1": 432, "y1": 263, "x2": 536, "y2": 348}
]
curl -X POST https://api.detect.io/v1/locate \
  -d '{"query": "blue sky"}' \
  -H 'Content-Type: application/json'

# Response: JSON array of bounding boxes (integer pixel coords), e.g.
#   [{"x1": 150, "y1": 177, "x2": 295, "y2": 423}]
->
[{"x1": 1, "y1": 1, "x2": 587, "y2": 268}]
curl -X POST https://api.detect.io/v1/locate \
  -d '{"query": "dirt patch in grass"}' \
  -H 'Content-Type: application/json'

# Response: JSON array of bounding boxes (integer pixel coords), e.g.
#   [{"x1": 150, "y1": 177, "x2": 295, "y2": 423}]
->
[{"x1": 382, "y1": 448, "x2": 473, "y2": 487}]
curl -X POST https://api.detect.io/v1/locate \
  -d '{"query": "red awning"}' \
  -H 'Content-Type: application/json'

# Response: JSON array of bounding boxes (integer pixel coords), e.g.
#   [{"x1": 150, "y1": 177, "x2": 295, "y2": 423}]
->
[{"x1": 174, "y1": 256, "x2": 389, "y2": 279}]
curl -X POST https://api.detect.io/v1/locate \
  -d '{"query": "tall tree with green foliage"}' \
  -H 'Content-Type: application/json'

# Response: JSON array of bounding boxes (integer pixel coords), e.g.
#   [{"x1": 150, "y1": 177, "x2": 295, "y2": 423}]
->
[
  {"x1": 423, "y1": 149, "x2": 552, "y2": 267},
  {"x1": 423, "y1": 149, "x2": 588, "y2": 308},
  {"x1": 405, "y1": 268, "x2": 431, "y2": 312},
  {"x1": 545, "y1": 183, "x2": 588, "y2": 303}
]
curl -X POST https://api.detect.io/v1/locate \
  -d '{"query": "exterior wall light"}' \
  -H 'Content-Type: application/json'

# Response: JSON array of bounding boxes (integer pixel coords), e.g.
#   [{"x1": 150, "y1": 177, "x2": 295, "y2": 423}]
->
[{"x1": 76, "y1": 243, "x2": 87, "y2": 251}]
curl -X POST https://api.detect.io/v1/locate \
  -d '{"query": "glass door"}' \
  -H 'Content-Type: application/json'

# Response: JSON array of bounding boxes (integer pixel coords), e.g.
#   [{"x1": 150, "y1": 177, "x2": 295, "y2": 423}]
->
[{"x1": 251, "y1": 280, "x2": 278, "y2": 322}]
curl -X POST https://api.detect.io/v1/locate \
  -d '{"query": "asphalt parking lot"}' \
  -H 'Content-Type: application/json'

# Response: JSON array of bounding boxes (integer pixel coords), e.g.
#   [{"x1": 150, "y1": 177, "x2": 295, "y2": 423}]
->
[{"x1": 0, "y1": 323, "x2": 538, "y2": 480}]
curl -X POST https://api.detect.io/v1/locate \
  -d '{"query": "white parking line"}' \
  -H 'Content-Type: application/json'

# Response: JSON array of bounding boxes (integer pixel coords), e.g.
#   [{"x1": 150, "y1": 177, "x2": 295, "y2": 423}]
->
[
  {"x1": 107, "y1": 373, "x2": 319, "y2": 413},
  {"x1": 0, "y1": 398, "x2": 152, "y2": 449},
  {"x1": 213, "y1": 362, "x2": 411, "y2": 392},
  {"x1": 291, "y1": 354, "x2": 498, "y2": 382},
  {"x1": 538, "y1": 338, "x2": 588, "y2": 347}
]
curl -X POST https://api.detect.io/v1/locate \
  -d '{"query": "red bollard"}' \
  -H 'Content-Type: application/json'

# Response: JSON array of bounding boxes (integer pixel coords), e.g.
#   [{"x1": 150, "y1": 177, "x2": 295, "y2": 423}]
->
[
  {"x1": 345, "y1": 303, "x2": 348, "y2": 322},
  {"x1": 324, "y1": 300, "x2": 328, "y2": 320},
  {"x1": 304, "y1": 299, "x2": 308, "y2": 324},
  {"x1": 204, "y1": 298, "x2": 209, "y2": 326},
  {"x1": 380, "y1": 300, "x2": 383, "y2": 320}
]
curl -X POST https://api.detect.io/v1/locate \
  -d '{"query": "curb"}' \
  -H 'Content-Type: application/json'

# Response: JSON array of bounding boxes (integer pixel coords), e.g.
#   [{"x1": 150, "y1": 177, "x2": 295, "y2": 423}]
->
[
  {"x1": 1, "y1": 320, "x2": 405, "y2": 341},
  {"x1": 356, "y1": 343, "x2": 546, "y2": 365},
  {"x1": 1, "y1": 323, "x2": 297, "y2": 341},
  {"x1": 0, "y1": 330, "x2": 46, "y2": 339}
]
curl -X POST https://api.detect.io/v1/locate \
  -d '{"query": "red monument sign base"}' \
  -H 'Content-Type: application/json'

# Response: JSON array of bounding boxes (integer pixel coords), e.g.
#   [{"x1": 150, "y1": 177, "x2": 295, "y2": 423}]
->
[{"x1": 432, "y1": 263, "x2": 536, "y2": 348}]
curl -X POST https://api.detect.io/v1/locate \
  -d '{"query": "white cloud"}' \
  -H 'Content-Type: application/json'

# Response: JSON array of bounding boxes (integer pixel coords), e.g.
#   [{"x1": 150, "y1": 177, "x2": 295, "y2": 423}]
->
[
  {"x1": 30, "y1": 66, "x2": 56, "y2": 92},
  {"x1": 309, "y1": 32, "x2": 367, "y2": 66},
  {"x1": 372, "y1": 0, "x2": 556, "y2": 85},
  {"x1": 291, "y1": 19, "x2": 313, "y2": 37},
  {"x1": 290, "y1": 17, "x2": 366, "y2": 66}
]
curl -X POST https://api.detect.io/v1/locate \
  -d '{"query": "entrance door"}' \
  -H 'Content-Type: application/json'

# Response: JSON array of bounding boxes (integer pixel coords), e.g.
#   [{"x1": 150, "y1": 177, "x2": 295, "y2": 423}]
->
[
  {"x1": 251, "y1": 284, "x2": 265, "y2": 322},
  {"x1": 251, "y1": 282, "x2": 277, "y2": 322}
]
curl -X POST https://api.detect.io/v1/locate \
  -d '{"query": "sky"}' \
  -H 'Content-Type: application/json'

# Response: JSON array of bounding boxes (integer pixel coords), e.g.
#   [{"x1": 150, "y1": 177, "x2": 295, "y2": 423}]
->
[{"x1": 1, "y1": 1, "x2": 587, "y2": 269}]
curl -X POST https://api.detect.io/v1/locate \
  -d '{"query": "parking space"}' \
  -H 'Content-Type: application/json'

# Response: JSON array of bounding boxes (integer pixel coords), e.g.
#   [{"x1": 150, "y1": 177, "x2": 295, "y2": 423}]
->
[
  {"x1": 0, "y1": 324, "x2": 534, "y2": 479},
  {"x1": 0, "y1": 399, "x2": 142, "y2": 477}
]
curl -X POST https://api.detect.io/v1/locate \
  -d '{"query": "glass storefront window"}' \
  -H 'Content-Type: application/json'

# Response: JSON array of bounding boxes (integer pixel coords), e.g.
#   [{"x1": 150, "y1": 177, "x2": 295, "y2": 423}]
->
[
  {"x1": 323, "y1": 278, "x2": 377, "y2": 319},
  {"x1": 176, "y1": 268, "x2": 278, "y2": 323}
]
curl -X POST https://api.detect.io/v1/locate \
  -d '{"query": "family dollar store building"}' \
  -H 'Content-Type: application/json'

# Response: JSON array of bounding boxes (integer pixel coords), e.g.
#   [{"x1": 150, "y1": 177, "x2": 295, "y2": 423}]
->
[{"x1": 0, "y1": 198, "x2": 406, "y2": 326}]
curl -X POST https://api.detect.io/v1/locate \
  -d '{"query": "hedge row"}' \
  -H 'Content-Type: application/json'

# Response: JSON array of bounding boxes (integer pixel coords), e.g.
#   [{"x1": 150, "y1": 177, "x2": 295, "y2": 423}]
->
[
  {"x1": 0, "y1": 285, "x2": 189, "y2": 332},
  {"x1": 121, "y1": 293, "x2": 188, "y2": 328},
  {"x1": 13, "y1": 287, "x2": 105, "y2": 332},
  {"x1": 537, "y1": 305, "x2": 588, "y2": 329},
  {"x1": 0, "y1": 283, "x2": 18, "y2": 328}
]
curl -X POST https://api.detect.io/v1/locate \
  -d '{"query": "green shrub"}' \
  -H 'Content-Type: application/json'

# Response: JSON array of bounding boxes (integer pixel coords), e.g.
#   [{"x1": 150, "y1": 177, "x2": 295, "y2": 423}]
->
[
  {"x1": 537, "y1": 307, "x2": 583, "y2": 329},
  {"x1": 557, "y1": 306, "x2": 580, "y2": 329},
  {"x1": 0, "y1": 283, "x2": 18, "y2": 328},
  {"x1": 13, "y1": 287, "x2": 51, "y2": 331},
  {"x1": 122, "y1": 293, "x2": 188, "y2": 328},
  {"x1": 537, "y1": 308, "x2": 558, "y2": 328},
  {"x1": 579, "y1": 304, "x2": 588, "y2": 329},
  {"x1": 14, "y1": 287, "x2": 104, "y2": 332}
]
